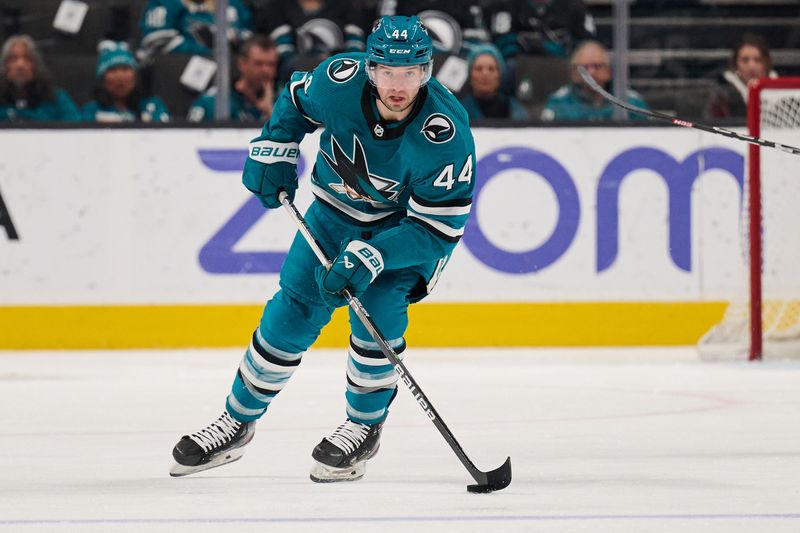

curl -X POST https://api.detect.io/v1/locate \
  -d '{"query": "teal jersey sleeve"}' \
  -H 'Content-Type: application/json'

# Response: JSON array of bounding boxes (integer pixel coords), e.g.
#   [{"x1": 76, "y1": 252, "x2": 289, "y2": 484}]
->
[{"x1": 256, "y1": 57, "x2": 341, "y2": 142}]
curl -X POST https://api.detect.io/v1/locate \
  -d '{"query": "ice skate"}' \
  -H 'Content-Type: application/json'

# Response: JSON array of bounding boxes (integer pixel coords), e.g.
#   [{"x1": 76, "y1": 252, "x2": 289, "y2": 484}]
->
[
  {"x1": 309, "y1": 419, "x2": 383, "y2": 482},
  {"x1": 170, "y1": 411, "x2": 256, "y2": 477}
]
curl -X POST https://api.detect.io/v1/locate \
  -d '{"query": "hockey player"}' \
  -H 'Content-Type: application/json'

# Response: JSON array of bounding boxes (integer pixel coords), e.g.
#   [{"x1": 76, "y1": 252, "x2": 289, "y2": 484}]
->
[{"x1": 170, "y1": 15, "x2": 476, "y2": 483}]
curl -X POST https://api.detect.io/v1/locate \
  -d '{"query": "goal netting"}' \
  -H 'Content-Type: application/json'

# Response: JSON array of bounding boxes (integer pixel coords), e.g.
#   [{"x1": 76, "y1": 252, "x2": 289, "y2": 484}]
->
[{"x1": 698, "y1": 77, "x2": 800, "y2": 361}]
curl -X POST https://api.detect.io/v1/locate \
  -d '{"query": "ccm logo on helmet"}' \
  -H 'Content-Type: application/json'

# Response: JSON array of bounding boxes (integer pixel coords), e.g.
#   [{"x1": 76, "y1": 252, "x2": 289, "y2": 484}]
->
[
  {"x1": 389, "y1": 49, "x2": 412, "y2": 54},
  {"x1": 327, "y1": 58, "x2": 360, "y2": 83},
  {"x1": 421, "y1": 113, "x2": 455, "y2": 144}
]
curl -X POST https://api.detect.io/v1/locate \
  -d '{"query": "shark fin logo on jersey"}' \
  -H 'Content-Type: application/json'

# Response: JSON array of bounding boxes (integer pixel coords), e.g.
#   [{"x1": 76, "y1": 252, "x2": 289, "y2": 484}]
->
[
  {"x1": 327, "y1": 58, "x2": 360, "y2": 84},
  {"x1": 323, "y1": 135, "x2": 402, "y2": 202},
  {"x1": 421, "y1": 113, "x2": 455, "y2": 144}
]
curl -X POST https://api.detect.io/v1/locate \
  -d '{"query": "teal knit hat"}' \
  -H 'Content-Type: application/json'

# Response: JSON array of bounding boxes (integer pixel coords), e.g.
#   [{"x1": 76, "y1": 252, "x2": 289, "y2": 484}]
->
[
  {"x1": 466, "y1": 43, "x2": 506, "y2": 78},
  {"x1": 96, "y1": 40, "x2": 137, "y2": 78}
]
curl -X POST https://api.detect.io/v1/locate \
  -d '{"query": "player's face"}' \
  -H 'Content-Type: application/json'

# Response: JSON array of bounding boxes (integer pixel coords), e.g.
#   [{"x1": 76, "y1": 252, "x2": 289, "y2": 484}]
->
[
  {"x1": 373, "y1": 64, "x2": 423, "y2": 111},
  {"x1": 238, "y1": 46, "x2": 278, "y2": 88},
  {"x1": 4, "y1": 41, "x2": 35, "y2": 88},
  {"x1": 103, "y1": 66, "x2": 136, "y2": 100},
  {"x1": 736, "y1": 45, "x2": 767, "y2": 85},
  {"x1": 470, "y1": 54, "x2": 501, "y2": 97}
]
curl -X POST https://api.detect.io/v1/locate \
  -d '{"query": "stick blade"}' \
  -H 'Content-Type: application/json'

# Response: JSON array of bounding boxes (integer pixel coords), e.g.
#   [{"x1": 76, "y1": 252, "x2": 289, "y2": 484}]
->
[{"x1": 466, "y1": 456, "x2": 512, "y2": 493}]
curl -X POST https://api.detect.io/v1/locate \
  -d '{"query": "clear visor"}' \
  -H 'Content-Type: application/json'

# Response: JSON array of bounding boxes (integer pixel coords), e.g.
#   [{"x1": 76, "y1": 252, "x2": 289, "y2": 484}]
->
[{"x1": 366, "y1": 60, "x2": 433, "y2": 90}]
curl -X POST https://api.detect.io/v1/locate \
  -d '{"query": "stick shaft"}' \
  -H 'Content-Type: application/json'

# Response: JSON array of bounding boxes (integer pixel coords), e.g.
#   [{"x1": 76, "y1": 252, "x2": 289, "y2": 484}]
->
[{"x1": 577, "y1": 66, "x2": 800, "y2": 156}]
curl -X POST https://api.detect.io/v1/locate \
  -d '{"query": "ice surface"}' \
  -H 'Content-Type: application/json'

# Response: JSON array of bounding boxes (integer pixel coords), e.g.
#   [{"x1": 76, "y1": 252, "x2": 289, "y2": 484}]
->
[{"x1": 0, "y1": 347, "x2": 798, "y2": 532}]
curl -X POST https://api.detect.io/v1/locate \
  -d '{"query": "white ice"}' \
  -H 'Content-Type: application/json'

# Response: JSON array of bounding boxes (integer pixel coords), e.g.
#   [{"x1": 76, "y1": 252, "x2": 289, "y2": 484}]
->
[{"x1": 1, "y1": 347, "x2": 799, "y2": 532}]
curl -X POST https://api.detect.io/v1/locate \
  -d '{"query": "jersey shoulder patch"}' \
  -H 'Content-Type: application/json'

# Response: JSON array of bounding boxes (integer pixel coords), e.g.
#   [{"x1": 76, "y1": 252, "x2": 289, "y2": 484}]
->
[
  {"x1": 420, "y1": 113, "x2": 456, "y2": 144},
  {"x1": 326, "y1": 57, "x2": 360, "y2": 83}
]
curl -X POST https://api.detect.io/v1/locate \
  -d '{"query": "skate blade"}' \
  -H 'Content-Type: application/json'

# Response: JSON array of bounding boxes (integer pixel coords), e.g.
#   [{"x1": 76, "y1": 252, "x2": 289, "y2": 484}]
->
[
  {"x1": 309, "y1": 460, "x2": 366, "y2": 483},
  {"x1": 169, "y1": 447, "x2": 246, "y2": 477}
]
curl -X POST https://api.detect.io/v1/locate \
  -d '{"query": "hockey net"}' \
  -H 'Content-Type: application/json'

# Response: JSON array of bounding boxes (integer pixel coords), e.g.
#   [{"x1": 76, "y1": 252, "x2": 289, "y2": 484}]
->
[{"x1": 699, "y1": 77, "x2": 800, "y2": 361}]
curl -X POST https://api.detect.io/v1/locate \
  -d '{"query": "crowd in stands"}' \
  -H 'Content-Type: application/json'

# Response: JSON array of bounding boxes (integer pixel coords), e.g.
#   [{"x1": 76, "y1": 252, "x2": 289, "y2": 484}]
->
[
  {"x1": 0, "y1": 0, "x2": 792, "y2": 124},
  {"x1": 540, "y1": 40, "x2": 649, "y2": 121},
  {"x1": 704, "y1": 33, "x2": 777, "y2": 119}
]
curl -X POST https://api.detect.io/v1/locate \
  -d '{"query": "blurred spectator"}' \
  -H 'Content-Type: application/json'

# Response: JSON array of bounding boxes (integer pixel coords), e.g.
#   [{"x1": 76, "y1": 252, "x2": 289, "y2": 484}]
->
[
  {"x1": 0, "y1": 35, "x2": 80, "y2": 122},
  {"x1": 188, "y1": 35, "x2": 279, "y2": 122},
  {"x1": 459, "y1": 44, "x2": 528, "y2": 120},
  {"x1": 251, "y1": 0, "x2": 369, "y2": 80},
  {"x1": 705, "y1": 33, "x2": 778, "y2": 119},
  {"x1": 488, "y1": 0, "x2": 596, "y2": 59},
  {"x1": 138, "y1": 0, "x2": 253, "y2": 61},
  {"x1": 82, "y1": 41, "x2": 170, "y2": 123},
  {"x1": 541, "y1": 40, "x2": 649, "y2": 121}
]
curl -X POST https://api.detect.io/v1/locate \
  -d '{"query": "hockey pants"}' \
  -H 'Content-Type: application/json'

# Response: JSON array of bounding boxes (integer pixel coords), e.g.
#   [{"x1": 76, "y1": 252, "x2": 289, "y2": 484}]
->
[{"x1": 225, "y1": 201, "x2": 420, "y2": 425}]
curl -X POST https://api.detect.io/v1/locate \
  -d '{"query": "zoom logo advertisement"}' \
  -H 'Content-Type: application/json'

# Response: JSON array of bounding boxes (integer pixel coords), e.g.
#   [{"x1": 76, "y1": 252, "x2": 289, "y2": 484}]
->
[{"x1": 197, "y1": 145, "x2": 743, "y2": 275}]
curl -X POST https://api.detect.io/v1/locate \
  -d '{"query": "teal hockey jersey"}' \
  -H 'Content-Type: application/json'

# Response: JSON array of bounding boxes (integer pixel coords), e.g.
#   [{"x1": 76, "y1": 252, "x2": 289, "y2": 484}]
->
[{"x1": 255, "y1": 53, "x2": 476, "y2": 276}]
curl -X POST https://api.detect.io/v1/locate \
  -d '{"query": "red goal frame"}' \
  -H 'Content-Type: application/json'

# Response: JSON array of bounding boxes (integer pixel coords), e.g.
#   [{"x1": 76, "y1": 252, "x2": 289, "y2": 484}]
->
[{"x1": 746, "y1": 77, "x2": 800, "y2": 360}]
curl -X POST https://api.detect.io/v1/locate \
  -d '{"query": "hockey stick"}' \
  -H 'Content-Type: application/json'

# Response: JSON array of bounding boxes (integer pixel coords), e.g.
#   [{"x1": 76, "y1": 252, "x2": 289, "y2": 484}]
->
[
  {"x1": 278, "y1": 190, "x2": 512, "y2": 493},
  {"x1": 577, "y1": 66, "x2": 800, "y2": 156}
]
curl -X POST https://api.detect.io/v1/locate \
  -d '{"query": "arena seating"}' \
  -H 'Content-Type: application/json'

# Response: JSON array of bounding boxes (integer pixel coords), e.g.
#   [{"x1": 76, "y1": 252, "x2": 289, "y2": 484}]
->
[
  {"x1": 2, "y1": 0, "x2": 798, "y2": 121},
  {"x1": 588, "y1": 0, "x2": 800, "y2": 116}
]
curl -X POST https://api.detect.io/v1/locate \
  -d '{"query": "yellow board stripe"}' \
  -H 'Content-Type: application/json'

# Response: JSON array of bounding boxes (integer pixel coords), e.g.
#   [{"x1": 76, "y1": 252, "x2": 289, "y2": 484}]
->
[{"x1": 0, "y1": 302, "x2": 727, "y2": 350}]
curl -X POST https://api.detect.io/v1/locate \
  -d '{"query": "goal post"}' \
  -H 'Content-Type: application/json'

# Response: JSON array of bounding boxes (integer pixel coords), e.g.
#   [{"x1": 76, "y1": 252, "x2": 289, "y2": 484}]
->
[{"x1": 699, "y1": 76, "x2": 800, "y2": 361}]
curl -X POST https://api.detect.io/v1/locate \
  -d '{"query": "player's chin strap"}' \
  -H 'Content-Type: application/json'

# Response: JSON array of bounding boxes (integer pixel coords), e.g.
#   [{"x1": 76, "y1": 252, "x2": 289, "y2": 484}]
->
[
  {"x1": 577, "y1": 66, "x2": 800, "y2": 156},
  {"x1": 277, "y1": 189, "x2": 512, "y2": 494}
]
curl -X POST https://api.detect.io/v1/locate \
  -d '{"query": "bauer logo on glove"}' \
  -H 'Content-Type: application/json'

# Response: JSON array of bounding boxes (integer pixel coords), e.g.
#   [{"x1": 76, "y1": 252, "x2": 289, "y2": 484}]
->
[
  {"x1": 248, "y1": 140, "x2": 300, "y2": 164},
  {"x1": 242, "y1": 138, "x2": 300, "y2": 209},
  {"x1": 317, "y1": 241, "x2": 384, "y2": 307},
  {"x1": 355, "y1": 246, "x2": 383, "y2": 275}
]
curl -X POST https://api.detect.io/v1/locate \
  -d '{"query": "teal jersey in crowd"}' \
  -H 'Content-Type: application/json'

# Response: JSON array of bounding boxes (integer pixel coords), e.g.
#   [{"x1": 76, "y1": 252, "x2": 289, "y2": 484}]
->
[
  {"x1": 139, "y1": 0, "x2": 252, "y2": 57},
  {"x1": 541, "y1": 83, "x2": 649, "y2": 121},
  {"x1": 0, "y1": 89, "x2": 80, "y2": 122},
  {"x1": 259, "y1": 53, "x2": 476, "y2": 281},
  {"x1": 81, "y1": 96, "x2": 170, "y2": 123},
  {"x1": 188, "y1": 86, "x2": 266, "y2": 122}
]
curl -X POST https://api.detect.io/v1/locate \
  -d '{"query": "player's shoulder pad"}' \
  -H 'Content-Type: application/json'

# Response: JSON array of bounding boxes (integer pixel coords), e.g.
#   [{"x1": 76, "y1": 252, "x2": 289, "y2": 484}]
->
[{"x1": 415, "y1": 79, "x2": 474, "y2": 157}]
